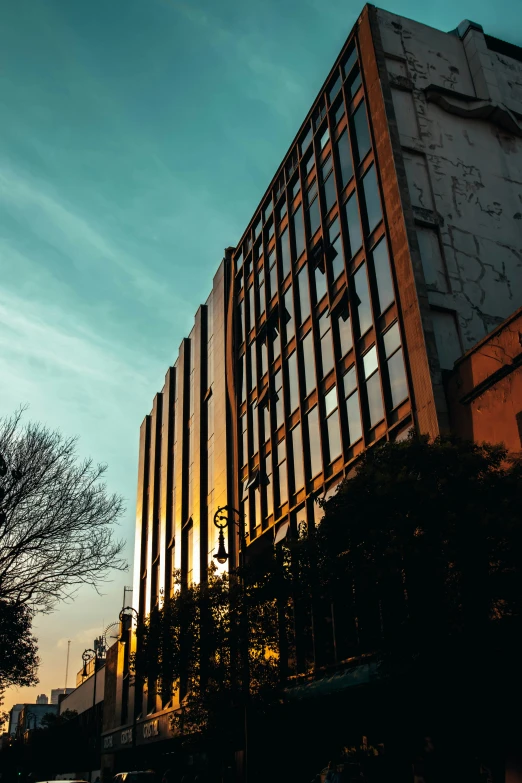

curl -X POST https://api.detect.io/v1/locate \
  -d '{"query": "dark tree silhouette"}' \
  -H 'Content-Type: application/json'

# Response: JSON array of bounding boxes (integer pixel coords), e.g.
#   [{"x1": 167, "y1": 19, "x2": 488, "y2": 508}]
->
[
  {"x1": 0, "y1": 600, "x2": 39, "y2": 727},
  {"x1": 0, "y1": 408, "x2": 127, "y2": 613}
]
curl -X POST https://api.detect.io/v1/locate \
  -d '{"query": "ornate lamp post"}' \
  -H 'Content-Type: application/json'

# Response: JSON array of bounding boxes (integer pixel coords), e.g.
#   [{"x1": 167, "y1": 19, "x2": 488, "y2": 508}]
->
[
  {"x1": 82, "y1": 645, "x2": 104, "y2": 782},
  {"x1": 119, "y1": 606, "x2": 139, "y2": 762}
]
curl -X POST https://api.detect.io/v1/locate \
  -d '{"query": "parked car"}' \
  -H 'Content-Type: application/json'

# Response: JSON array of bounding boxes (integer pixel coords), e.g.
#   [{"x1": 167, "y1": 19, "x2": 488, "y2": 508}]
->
[{"x1": 113, "y1": 772, "x2": 156, "y2": 783}]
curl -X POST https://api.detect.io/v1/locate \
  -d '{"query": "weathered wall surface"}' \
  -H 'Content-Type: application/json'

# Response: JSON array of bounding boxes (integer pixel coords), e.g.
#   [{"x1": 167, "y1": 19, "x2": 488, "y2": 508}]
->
[
  {"x1": 446, "y1": 306, "x2": 522, "y2": 452},
  {"x1": 377, "y1": 9, "x2": 522, "y2": 369}
]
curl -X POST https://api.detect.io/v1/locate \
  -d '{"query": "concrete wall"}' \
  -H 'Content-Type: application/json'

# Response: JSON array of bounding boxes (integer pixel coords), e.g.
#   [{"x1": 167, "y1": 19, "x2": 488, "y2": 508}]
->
[
  {"x1": 59, "y1": 667, "x2": 105, "y2": 715},
  {"x1": 377, "y1": 9, "x2": 522, "y2": 369},
  {"x1": 446, "y1": 306, "x2": 522, "y2": 451}
]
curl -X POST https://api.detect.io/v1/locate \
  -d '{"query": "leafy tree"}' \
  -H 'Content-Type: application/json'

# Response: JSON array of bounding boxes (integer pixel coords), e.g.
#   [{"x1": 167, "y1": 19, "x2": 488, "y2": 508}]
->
[
  {"x1": 0, "y1": 600, "x2": 39, "y2": 728},
  {"x1": 0, "y1": 408, "x2": 127, "y2": 613},
  {"x1": 39, "y1": 709, "x2": 78, "y2": 729}
]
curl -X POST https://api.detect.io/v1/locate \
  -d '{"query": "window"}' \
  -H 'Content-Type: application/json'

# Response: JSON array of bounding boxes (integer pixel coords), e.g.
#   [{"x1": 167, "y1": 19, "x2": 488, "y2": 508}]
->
[
  {"x1": 307, "y1": 181, "x2": 321, "y2": 238},
  {"x1": 307, "y1": 406, "x2": 322, "y2": 478},
  {"x1": 236, "y1": 250, "x2": 243, "y2": 271},
  {"x1": 353, "y1": 263, "x2": 373, "y2": 335},
  {"x1": 267, "y1": 218, "x2": 274, "y2": 240},
  {"x1": 240, "y1": 356, "x2": 246, "y2": 403},
  {"x1": 263, "y1": 403, "x2": 271, "y2": 444},
  {"x1": 345, "y1": 191, "x2": 362, "y2": 256},
  {"x1": 251, "y1": 405, "x2": 259, "y2": 456},
  {"x1": 342, "y1": 44, "x2": 357, "y2": 79},
  {"x1": 292, "y1": 205, "x2": 306, "y2": 260},
  {"x1": 336, "y1": 130, "x2": 353, "y2": 188},
  {"x1": 263, "y1": 200, "x2": 273, "y2": 224},
  {"x1": 266, "y1": 456, "x2": 273, "y2": 519},
  {"x1": 254, "y1": 485, "x2": 262, "y2": 530},
  {"x1": 328, "y1": 217, "x2": 345, "y2": 281},
  {"x1": 305, "y1": 150, "x2": 315, "y2": 174},
  {"x1": 343, "y1": 366, "x2": 362, "y2": 445},
  {"x1": 315, "y1": 262, "x2": 327, "y2": 303},
  {"x1": 337, "y1": 306, "x2": 353, "y2": 356},
  {"x1": 248, "y1": 342, "x2": 256, "y2": 390},
  {"x1": 314, "y1": 103, "x2": 327, "y2": 129},
  {"x1": 278, "y1": 197, "x2": 287, "y2": 222},
  {"x1": 185, "y1": 521, "x2": 194, "y2": 585},
  {"x1": 238, "y1": 300, "x2": 245, "y2": 344},
  {"x1": 255, "y1": 238, "x2": 263, "y2": 260},
  {"x1": 363, "y1": 345, "x2": 384, "y2": 427},
  {"x1": 260, "y1": 340, "x2": 268, "y2": 377},
  {"x1": 328, "y1": 71, "x2": 342, "y2": 104},
  {"x1": 241, "y1": 413, "x2": 248, "y2": 466},
  {"x1": 274, "y1": 370, "x2": 284, "y2": 429},
  {"x1": 284, "y1": 288, "x2": 294, "y2": 342},
  {"x1": 268, "y1": 249, "x2": 277, "y2": 300},
  {"x1": 280, "y1": 228, "x2": 291, "y2": 280},
  {"x1": 362, "y1": 165, "x2": 382, "y2": 235},
  {"x1": 257, "y1": 267, "x2": 266, "y2": 317},
  {"x1": 353, "y1": 101, "x2": 371, "y2": 162},
  {"x1": 384, "y1": 322, "x2": 408, "y2": 408},
  {"x1": 298, "y1": 265, "x2": 311, "y2": 323},
  {"x1": 253, "y1": 217, "x2": 262, "y2": 240},
  {"x1": 277, "y1": 439, "x2": 288, "y2": 507},
  {"x1": 302, "y1": 331, "x2": 316, "y2": 397},
  {"x1": 301, "y1": 124, "x2": 313, "y2": 155},
  {"x1": 291, "y1": 424, "x2": 304, "y2": 492},
  {"x1": 334, "y1": 98, "x2": 345, "y2": 126},
  {"x1": 346, "y1": 68, "x2": 362, "y2": 99},
  {"x1": 272, "y1": 321, "x2": 281, "y2": 361},
  {"x1": 322, "y1": 166, "x2": 336, "y2": 215},
  {"x1": 319, "y1": 311, "x2": 334, "y2": 377},
  {"x1": 320, "y1": 127, "x2": 330, "y2": 149},
  {"x1": 373, "y1": 238, "x2": 394, "y2": 313},
  {"x1": 247, "y1": 285, "x2": 255, "y2": 333},
  {"x1": 287, "y1": 351, "x2": 299, "y2": 413},
  {"x1": 325, "y1": 386, "x2": 342, "y2": 462}
]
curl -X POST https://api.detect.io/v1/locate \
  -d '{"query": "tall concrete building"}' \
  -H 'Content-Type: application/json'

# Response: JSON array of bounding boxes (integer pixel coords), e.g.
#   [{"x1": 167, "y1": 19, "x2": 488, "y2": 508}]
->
[{"x1": 101, "y1": 3, "x2": 522, "y2": 773}]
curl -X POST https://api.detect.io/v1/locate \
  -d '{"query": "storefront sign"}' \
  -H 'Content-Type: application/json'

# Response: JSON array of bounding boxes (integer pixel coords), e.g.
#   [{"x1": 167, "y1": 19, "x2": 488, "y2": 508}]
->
[
  {"x1": 121, "y1": 728, "x2": 133, "y2": 745},
  {"x1": 103, "y1": 735, "x2": 113, "y2": 750},
  {"x1": 142, "y1": 720, "x2": 159, "y2": 739}
]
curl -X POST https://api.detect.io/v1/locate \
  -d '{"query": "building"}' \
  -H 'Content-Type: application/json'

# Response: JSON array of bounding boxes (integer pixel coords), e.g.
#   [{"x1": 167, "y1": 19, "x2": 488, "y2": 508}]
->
[
  {"x1": 7, "y1": 705, "x2": 23, "y2": 737},
  {"x1": 51, "y1": 687, "x2": 75, "y2": 705},
  {"x1": 16, "y1": 703, "x2": 58, "y2": 737},
  {"x1": 102, "y1": 2, "x2": 522, "y2": 777},
  {"x1": 36, "y1": 694, "x2": 49, "y2": 705}
]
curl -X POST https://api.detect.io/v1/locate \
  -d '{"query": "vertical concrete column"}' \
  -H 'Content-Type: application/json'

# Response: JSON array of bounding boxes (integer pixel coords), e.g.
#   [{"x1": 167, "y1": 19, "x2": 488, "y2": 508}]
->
[{"x1": 458, "y1": 20, "x2": 503, "y2": 103}]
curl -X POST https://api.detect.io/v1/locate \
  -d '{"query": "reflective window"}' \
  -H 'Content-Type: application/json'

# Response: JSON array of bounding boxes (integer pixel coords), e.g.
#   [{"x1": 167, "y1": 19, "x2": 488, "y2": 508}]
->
[
  {"x1": 292, "y1": 205, "x2": 306, "y2": 260},
  {"x1": 268, "y1": 249, "x2": 277, "y2": 300},
  {"x1": 344, "y1": 366, "x2": 362, "y2": 444},
  {"x1": 266, "y1": 457, "x2": 273, "y2": 518},
  {"x1": 254, "y1": 486, "x2": 262, "y2": 530},
  {"x1": 323, "y1": 172, "x2": 336, "y2": 215},
  {"x1": 302, "y1": 331, "x2": 316, "y2": 397},
  {"x1": 263, "y1": 200, "x2": 273, "y2": 224},
  {"x1": 274, "y1": 370, "x2": 284, "y2": 429},
  {"x1": 248, "y1": 343, "x2": 256, "y2": 390},
  {"x1": 337, "y1": 306, "x2": 353, "y2": 356},
  {"x1": 373, "y1": 239, "x2": 394, "y2": 314},
  {"x1": 334, "y1": 99, "x2": 345, "y2": 126},
  {"x1": 328, "y1": 72, "x2": 342, "y2": 104},
  {"x1": 320, "y1": 127, "x2": 330, "y2": 149},
  {"x1": 364, "y1": 345, "x2": 384, "y2": 427},
  {"x1": 251, "y1": 405, "x2": 259, "y2": 455},
  {"x1": 255, "y1": 239, "x2": 263, "y2": 260},
  {"x1": 305, "y1": 150, "x2": 315, "y2": 174},
  {"x1": 362, "y1": 165, "x2": 382, "y2": 235},
  {"x1": 278, "y1": 198, "x2": 287, "y2": 222},
  {"x1": 236, "y1": 250, "x2": 243, "y2": 271},
  {"x1": 342, "y1": 45, "x2": 357, "y2": 79},
  {"x1": 291, "y1": 424, "x2": 304, "y2": 492},
  {"x1": 354, "y1": 263, "x2": 373, "y2": 335},
  {"x1": 325, "y1": 386, "x2": 342, "y2": 462},
  {"x1": 336, "y1": 130, "x2": 353, "y2": 188},
  {"x1": 284, "y1": 288, "x2": 294, "y2": 342},
  {"x1": 346, "y1": 68, "x2": 362, "y2": 99},
  {"x1": 298, "y1": 265, "x2": 311, "y2": 323},
  {"x1": 319, "y1": 311, "x2": 334, "y2": 377},
  {"x1": 240, "y1": 356, "x2": 246, "y2": 403},
  {"x1": 260, "y1": 340, "x2": 268, "y2": 377},
  {"x1": 328, "y1": 218, "x2": 345, "y2": 281},
  {"x1": 238, "y1": 300, "x2": 245, "y2": 344},
  {"x1": 253, "y1": 217, "x2": 262, "y2": 240},
  {"x1": 247, "y1": 285, "x2": 255, "y2": 332},
  {"x1": 257, "y1": 267, "x2": 266, "y2": 317},
  {"x1": 280, "y1": 228, "x2": 291, "y2": 280},
  {"x1": 291, "y1": 177, "x2": 301, "y2": 200},
  {"x1": 277, "y1": 439, "x2": 288, "y2": 507},
  {"x1": 345, "y1": 191, "x2": 362, "y2": 257},
  {"x1": 353, "y1": 101, "x2": 371, "y2": 162},
  {"x1": 263, "y1": 404, "x2": 271, "y2": 444},
  {"x1": 307, "y1": 406, "x2": 322, "y2": 477},
  {"x1": 267, "y1": 218, "x2": 275, "y2": 240},
  {"x1": 272, "y1": 324, "x2": 281, "y2": 361},
  {"x1": 315, "y1": 264, "x2": 327, "y2": 303},
  {"x1": 301, "y1": 124, "x2": 313, "y2": 155},
  {"x1": 384, "y1": 322, "x2": 408, "y2": 408},
  {"x1": 307, "y1": 183, "x2": 321, "y2": 238},
  {"x1": 287, "y1": 351, "x2": 299, "y2": 413},
  {"x1": 241, "y1": 414, "x2": 247, "y2": 466}
]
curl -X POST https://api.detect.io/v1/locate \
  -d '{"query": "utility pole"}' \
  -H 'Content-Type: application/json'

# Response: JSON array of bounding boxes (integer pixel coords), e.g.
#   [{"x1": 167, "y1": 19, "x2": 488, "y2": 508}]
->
[{"x1": 64, "y1": 640, "x2": 71, "y2": 690}]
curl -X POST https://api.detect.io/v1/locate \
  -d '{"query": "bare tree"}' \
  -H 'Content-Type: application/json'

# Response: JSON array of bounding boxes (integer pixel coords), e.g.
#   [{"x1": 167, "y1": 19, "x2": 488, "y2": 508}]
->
[{"x1": 0, "y1": 408, "x2": 127, "y2": 613}]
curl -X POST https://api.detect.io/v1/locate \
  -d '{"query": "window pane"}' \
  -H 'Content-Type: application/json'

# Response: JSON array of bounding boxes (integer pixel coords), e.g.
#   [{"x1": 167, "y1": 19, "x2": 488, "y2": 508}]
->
[
  {"x1": 345, "y1": 192, "x2": 362, "y2": 256},
  {"x1": 315, "y1": 265, "x2": 327, "y2": 303},
  {"x1": 354, "y1": 263, "x2": 373, "y2": 335},
  {"x1": 247, "y1": 286, "x2": 255, "y2": 332},
  {"x1": 278, "y1": 460, "x2": 288, "y2": 507},
  {"x1": 260, "y1": 341, "x2": 268, "y2": 376},
  {"x1": 307, "y1": 406, "x2": 322, "y2": 477},
  {"x1": 320, "y1": 127, "x2": 330, "y2": 149},
  {"x1": 263, "y1": 201, "x2": 273, "y2": 223},
  {"x1": 325, "y1": 386, "x2": 338, "y2": 416},
  {"x1": 298, "y1": 266, "x2": 311, "y2": 322},
  {"x1": 238, "y1": 300, "x2": 245, "y2": 343},
  {"x1": 367, "y1": 371, "x2": 384, "y2": 427},
  {"x1": 274, "y1": 370, "x2": 283, "y2": 428},
  {"x1": 338, "y1": 308, "x2": 353, "y2": 356},
  {"x1": 258, "y1": 276, "x2": 266, "y2": 317},
  {"x1": 251, "y1": 407, "x2": 259, "y2": 455},
  {"x1": 320, "y1": 315, "x2": 334, "y2": 377},
  {"x1": 334, "y1": 99, "x2": 345, "y2": 126},
  {"x1": 309, "y1": 197, "x2": 321, "y2": 238},
  {"x1": 253, "y1": 218, "x2": 261, "y2": 239},
  {"x1": 287, "y1": 351, "x2": 299, "y2": 412},
  {"x1": 353, "y1": 101, "x2": 371, "y2": 162},
  {"x1": 301, "y1": 124, "x2": 313, "y2": 155},
  {"x1": 327, "y1": 411, "x2": 342, "y2": 461},
  {"x1": 362, "y1": 165, "x2": 382, "y2": 235},
  {"x1": 347, "y1": 69, "x2": 362, "y2": 99},
  {"x1": 269, "y1": 254, "x2": 277, "y2": 300},
  {"x1": 331, "y1": 234, "x2": 344, "y2": 280},
  {"x1": 305, "y1": 151, "x2": 315, "y2": 174},
  {"x1": 337, "y1": 130, "x2": 353, "y2": 188},
  {"x1": 291, "y1": 424, "x2": 304, "y2": 491},
  {"x1": 263, "y1": 405, "x2": 270, "y2": 443},
  {"x1": 292, "y1": 177, "x2": 300, "y2": 199},
  {"x1": 293, "y1": 205, "x2": 306, "y2": 260},
  {"x1": 328, "y1": 72, "x2": 342, "y2": 104},
  {"x1": 241, "y1": 415, "x2": 247, "y2": 466},
  {"x1": 346, "y1": 390, "x2": 362, "y2": 444},
  {"x1": 266, "y1": 463, "x2": 273, "y2": 518},
  {"x1": 363, "y1": 345, "x2": 379, "y2": 379},
  {"x1": 284, "y1": 288, "x2": 294, "y2": 342},
  {"x1": 268, "y1": 219, "x2": 275, "y2": 239},
  {"x1": 388, "y1": 348, "x2": 408, "y2": 408},
  {"x1": 248, "y1": 342, "x2": 256, "y2": 390},
  {"x1": 272, "y1": 327, "x2": 281, "y2": 361},
  {"x1": 373, "y1": 239, "x2": 394, "y2": 313},
  {"x1": 280, "y1": 228, "x2": 291, "y2": 279},
  {"x1": 344, "y1": 365, "x2": 357, "y2": 397},
  {"x1": 278, "y1": 198, "x2": 287, "y2": 221},
  {"x1": 302, "y1": 331, "x2": 316, "y2": 397},
  {"x1": 240, "y1": 357, "x2": 246, "y2": 402},
  {"x1": 384, "y1": 322, "x2": 401, "y2": 358},
  {"x1": 342, "y1": 45, "x2": 357, "y2": 78},
  {"x1": 323, "y1": 173, "x2": 336, "y2": 214}
]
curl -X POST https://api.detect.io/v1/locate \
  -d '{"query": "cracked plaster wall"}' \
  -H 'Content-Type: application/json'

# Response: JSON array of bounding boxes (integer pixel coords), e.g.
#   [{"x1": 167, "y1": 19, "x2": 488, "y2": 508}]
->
[{"x1": 376, "y1": 9, "x2": 522, "y2": 369}]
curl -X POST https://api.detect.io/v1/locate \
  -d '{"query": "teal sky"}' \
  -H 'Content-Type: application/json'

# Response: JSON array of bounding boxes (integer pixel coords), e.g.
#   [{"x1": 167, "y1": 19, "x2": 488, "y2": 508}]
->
[{"x1": 1, "y1": 0, "x2": 520, "y2": 714}]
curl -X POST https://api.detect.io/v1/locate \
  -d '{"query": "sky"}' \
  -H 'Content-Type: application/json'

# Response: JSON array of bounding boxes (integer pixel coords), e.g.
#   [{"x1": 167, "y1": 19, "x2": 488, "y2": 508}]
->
[{"x1": 1, "y1": 0, "x2": 520, "y2": 718}]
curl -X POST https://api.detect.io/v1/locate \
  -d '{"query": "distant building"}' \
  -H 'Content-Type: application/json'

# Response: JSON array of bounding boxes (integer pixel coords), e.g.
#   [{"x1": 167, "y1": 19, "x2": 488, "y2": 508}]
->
[
  {"x1": 8, "y1": 705, "x2": 23, "y2": 736},
  {"x1": 16, "y1": 703, "x2": 58, "y2": 737},
  {"x1": 51, "y1": 688, "x2": 75, "y2": 705},
  {"x1": 36, "y1": 694, "x2": 48, "y2": 705}
]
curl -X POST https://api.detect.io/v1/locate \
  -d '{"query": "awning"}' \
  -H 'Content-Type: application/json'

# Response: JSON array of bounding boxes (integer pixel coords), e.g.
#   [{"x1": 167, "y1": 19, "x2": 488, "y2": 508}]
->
[
  {"x1": 274, "y1": 520, "x2": 290, "y2": 545},
  {"x1": 285, "y1": 662, "x2": 378, "y2": 701}
]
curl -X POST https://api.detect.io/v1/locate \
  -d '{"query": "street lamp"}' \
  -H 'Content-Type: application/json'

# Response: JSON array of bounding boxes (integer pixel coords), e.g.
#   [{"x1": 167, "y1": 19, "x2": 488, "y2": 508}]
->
[
  {"x1": 82, "y1": 646, "x2": 104, "y2": 783},
  {"x1": 212, "y1": 505, "x2": 247, "y2": 567}
]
